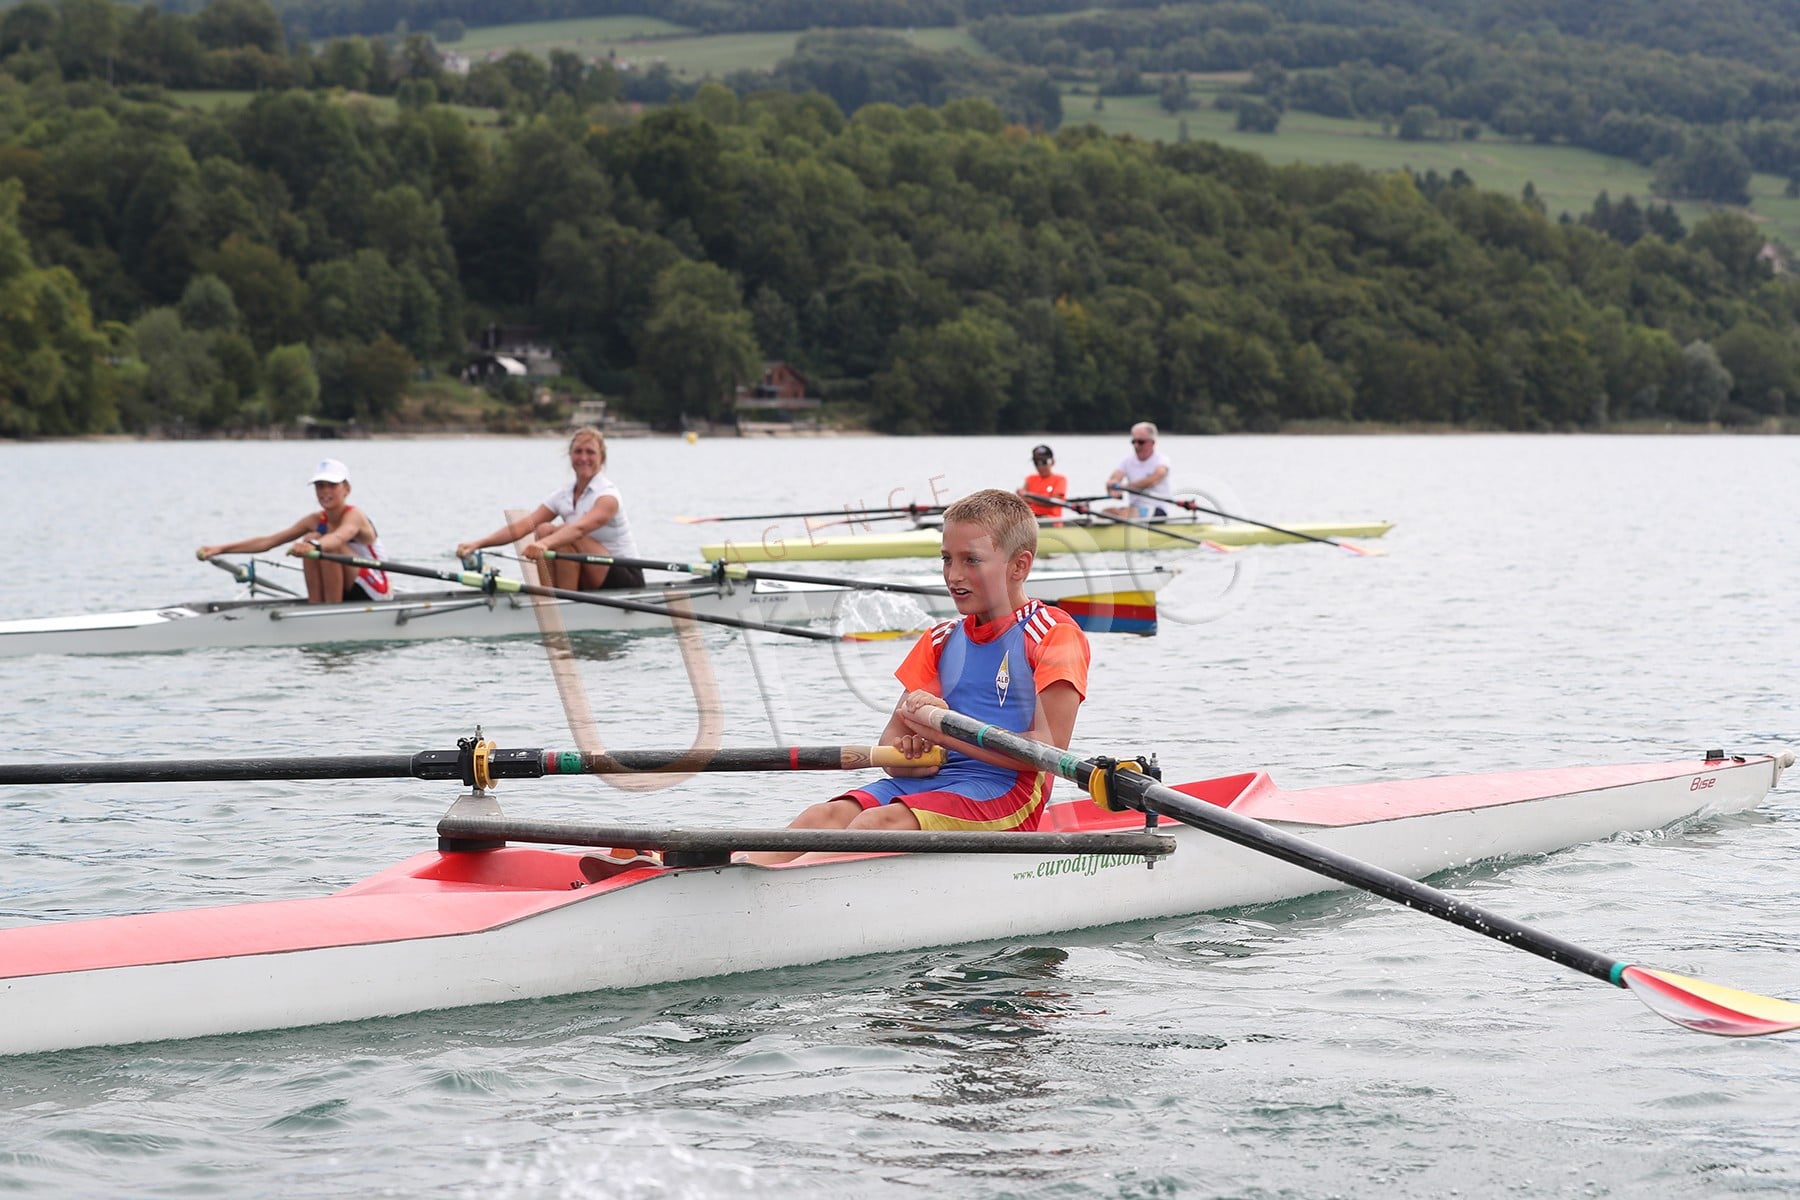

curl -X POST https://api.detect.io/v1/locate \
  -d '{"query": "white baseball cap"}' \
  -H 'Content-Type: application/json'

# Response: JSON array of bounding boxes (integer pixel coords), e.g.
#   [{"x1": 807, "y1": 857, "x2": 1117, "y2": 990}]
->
[{"x1": 308, "y1": 458, "x2": 350, "y2": 484}]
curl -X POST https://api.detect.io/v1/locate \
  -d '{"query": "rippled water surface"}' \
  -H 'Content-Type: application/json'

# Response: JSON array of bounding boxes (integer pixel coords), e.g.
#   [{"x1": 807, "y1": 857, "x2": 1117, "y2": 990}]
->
[{"x1": 1, "y1": 433, "x2": 1798, "y2": 1198}]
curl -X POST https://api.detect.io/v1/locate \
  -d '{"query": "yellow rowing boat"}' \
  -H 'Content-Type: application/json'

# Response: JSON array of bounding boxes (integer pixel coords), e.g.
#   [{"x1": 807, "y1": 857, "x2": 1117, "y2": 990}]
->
[{"x1": 701, "y1": 519, "x2": 1395, "y2": 562}]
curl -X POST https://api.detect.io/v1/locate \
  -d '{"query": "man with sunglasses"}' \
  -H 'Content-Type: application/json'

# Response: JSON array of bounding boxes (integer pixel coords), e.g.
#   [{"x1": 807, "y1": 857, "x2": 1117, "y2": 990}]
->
[
  {"x1": 1105, "y1": 422, "x2": 1172, "y2": 518},
  {"x1": 1015, "y1": 443, "x2": 1068, "y2": 526}
]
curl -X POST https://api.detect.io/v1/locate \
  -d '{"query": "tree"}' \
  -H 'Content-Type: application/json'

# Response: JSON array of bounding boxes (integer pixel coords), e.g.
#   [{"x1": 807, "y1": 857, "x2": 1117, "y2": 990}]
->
[
  {"x1": 1234, "y1": 97, "x2": 1281, "y2": 133},
  {"x1": 1712, "y1": 323, "x2": 1799, "y2": 416},
  {"x1": 1398, "y1": 105, "x2": 1437, "y2": 142},
  {"x1": 52, "y1": 0, "x2": 119, "y2": 82},
  {"x1": 263, "y1": 343, "x2": 319, "y2": 423},
  {"x1": 0, "y1": 180, "x2": 115, "y2": 435},
  {"x1": 634, "y1": 260, "x2": 760, "y2": 426},
  {"x1": 0, "y1": 2, "x2": 54, "y2": 57},
  {"x1": 179, "y1": 274, "x2": 239, "y2": 333},
  {"x1": 201, "y1": 235, "x2": 308, "y2": 352},
  {"x1": 874, "y1": 309, "x2": 1018, "y2": 433},
  {"x1": 128, "y1": 307, "x2": 219, "y2": 429},
  {"x1": 318, "y1": 334, "x2": 413, "y2": 422},
  {"x1": 1158, "y1": 73, "x2": 1192, "y2": 115},
  {"x1": 1671, "y1": 340, "x2": 1732, "y2": 423},
  {"x1": 193, "y1": 0, "x2": 285, "y2": 54},
  {"x1": 1653, "y1": 134, "x2": 1753, "y2": 205},
  {"x1": 318, "y1": 37, "x2": 373, "y2": 90}
]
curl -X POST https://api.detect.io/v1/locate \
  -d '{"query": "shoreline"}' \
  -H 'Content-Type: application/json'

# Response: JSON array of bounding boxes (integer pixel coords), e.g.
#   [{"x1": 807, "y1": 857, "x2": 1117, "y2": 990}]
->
[{"x1": 6, "y1": 420, "x2": 1795, "y2": 444}]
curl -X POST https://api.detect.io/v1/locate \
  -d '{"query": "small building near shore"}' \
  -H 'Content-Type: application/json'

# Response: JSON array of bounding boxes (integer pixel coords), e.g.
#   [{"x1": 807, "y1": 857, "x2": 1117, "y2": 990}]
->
[
  {"x1": 461, "y1": 325, "x2": 563, "y2": 384},
  {"x1": 733, "y1": 362, "x2": 821, "y2": 433}
]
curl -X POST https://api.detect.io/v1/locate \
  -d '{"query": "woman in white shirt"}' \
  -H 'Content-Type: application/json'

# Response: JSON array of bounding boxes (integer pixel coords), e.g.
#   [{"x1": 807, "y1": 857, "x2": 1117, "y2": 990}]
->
[{"x1": 455, "y1": 427, "x2": 646, "y2": 590}]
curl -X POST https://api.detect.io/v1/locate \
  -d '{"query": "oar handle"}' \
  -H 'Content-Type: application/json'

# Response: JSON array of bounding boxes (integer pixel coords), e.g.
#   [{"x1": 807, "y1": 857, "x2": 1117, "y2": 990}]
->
[{"x1": 910, "y1": 706, "x2": 1627, "y2": 987}]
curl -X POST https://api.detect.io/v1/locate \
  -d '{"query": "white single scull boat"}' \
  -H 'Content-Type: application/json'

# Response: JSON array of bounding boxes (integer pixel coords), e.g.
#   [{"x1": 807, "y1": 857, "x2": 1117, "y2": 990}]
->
[
  {"x1": 0, "y1": 749, "x2": 1785, "y2": 1056},
  {"x1": 0, "y1": 565, "x2": 1173, "y2": 656}
]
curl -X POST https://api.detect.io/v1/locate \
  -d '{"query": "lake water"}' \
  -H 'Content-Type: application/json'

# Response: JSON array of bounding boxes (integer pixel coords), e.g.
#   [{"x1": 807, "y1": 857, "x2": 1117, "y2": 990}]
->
[{"x1": 1, "y1": 433, "x2": 1797, "y2": 1198}]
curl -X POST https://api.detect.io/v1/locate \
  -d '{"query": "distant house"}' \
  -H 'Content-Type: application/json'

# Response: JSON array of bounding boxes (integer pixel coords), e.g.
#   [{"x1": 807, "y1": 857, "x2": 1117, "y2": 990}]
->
[
  {"x1": 461, "y1": 324, "x2": 563, "y2": 384},
  {"x1": 733, "y1": 362, "x2": 821, "y2": 432},
  {"x1": 569, "y1": 398, "x2": 608, "y2": 427}
]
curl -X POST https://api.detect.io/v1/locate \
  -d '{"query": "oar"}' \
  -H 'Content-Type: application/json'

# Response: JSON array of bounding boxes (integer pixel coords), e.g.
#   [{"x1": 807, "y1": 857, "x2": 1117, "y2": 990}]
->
[
  {"x1": 540, "y1": 551, "x2": 949, "y2": 598},
  {"x1": 909, "y1": 705, "x2": 1800, "y2": 1037},
  {"x1": 305, "y1": 551, "x2": 913, "y2": 643},
  {"x1": 674, "y1": 502, "x2": 944, "y2": 525},
  {"x1": 1021, "y1": 493, "x2": 1238, "y2": 553},
  {"x1": 0, "y1": 743, "x2": 946, "y2": 785},
  {"x1": 1116, "y1": 485, "x2": 1386, "y2": 556},
  {"x1": 204, "y1": 555, "x2": 304, "y2": 598}
]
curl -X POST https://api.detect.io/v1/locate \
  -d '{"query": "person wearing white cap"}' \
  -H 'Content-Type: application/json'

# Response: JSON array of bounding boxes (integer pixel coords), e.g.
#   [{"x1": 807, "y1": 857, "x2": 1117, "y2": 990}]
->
[
  {"x1": 197, "y1": 458, "x2": 391, "y2": 604},
  {"x1": 454, "y1": 426, "x2": 645, "y2": 591}
]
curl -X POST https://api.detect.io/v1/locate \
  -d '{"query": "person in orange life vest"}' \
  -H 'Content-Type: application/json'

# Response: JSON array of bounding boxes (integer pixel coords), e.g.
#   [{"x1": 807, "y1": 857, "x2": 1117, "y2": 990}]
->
[
  {"x1": 454, "y1": 426, "x2": 646, "y2": 591},
  {"x1": 744, "y1": 489, "x2": 1090, "y2": 866},
  {"x1": 1015, "y1": 443, "x2": 1068, "y2": 526},
  {"x1": 197, "y1": 458, "x2": 391, "y2": 604}
]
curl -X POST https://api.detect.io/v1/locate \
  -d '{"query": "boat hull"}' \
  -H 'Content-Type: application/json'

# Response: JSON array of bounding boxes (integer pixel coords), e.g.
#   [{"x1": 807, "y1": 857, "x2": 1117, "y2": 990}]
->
[
  {"x1": 701, "y1": 519, "x2": 1395, "y2": 562},
  {"x1": 0, "y1": 567, "x2": 1172, "y2": 656},
  {"x1": 0, "y1": 753, "x2": 1781, "y2": 1056}
]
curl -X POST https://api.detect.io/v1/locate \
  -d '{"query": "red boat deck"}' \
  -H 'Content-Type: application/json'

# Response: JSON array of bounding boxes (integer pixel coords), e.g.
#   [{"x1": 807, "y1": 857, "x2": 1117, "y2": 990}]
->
[{"x1": 0, "y1": 848, "x2": 630, "y2": 980}]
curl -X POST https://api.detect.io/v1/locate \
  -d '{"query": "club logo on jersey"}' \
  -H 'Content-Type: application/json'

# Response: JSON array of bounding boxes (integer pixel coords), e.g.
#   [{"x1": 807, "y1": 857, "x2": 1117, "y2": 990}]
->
[{"x1": 995, "y1": 653, "x2": 1011, "y2": 707}]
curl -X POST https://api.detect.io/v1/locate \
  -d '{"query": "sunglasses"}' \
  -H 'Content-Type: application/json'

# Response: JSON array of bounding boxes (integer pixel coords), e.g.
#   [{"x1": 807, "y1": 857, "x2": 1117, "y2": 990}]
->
[
  {"x1": 1131, "y1": 438, "x2": 1152, "y2": 445},
  {"x1": 1033, "y1": 456, "x2": 1053, "y2": 463}
]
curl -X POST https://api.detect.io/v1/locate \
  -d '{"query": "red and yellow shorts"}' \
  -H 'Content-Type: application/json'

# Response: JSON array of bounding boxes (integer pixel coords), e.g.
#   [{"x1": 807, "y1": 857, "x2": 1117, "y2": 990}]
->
[{"x1": 839, "y1": 769, "x2": 1051, "y2": 832}]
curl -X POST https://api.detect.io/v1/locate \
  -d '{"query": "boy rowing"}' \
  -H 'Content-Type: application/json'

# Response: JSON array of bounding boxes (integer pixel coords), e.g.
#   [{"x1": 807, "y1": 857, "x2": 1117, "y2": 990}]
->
[
  {"x1": 196, "y1": 458, "x2": 390, "y2": 604},
  {"x1": 746, "y1": 490, "x2": 1089, "y2": 864}
]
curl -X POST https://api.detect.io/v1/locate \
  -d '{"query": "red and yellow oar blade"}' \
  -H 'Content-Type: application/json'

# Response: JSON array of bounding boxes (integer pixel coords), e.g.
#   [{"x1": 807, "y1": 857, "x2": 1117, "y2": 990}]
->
[
  {"x1": 1621, "y1": 967, "x2": 1800, "y2": 1037},
  {"x1": 1336, "y1": 540, "x2": 1387, "y2": 557}
]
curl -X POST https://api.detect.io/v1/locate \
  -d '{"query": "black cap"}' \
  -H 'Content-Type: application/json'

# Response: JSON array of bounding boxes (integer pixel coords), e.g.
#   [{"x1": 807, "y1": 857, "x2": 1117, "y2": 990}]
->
[{"x1": 1031, "y1": 444, "x2": 1054, "y2": 460}]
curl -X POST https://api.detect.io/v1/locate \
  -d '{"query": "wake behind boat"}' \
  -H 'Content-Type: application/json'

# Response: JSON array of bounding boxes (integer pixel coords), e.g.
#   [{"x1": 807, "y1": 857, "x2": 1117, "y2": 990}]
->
[
  {"x1": 0, "y1": 746, "x2": 1786, "y2": 1056},
  {"x1": 0, "y1": 563, "x2": 1176, "y2": 657}
]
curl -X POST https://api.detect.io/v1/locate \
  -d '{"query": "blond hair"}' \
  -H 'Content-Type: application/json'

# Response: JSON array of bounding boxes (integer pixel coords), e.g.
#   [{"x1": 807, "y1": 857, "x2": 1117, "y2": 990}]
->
[
  {"x1": 568, "y1": 425, "x2": 607, "y2": 467},
  {"x1": 943, "y1": 489, "x2": 1038, "y2": 558}
]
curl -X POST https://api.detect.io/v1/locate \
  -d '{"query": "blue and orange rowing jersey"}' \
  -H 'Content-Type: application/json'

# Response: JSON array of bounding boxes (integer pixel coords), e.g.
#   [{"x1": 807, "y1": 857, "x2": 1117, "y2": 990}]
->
[{"x1": 846, "y1": 600, "x2": 1089, "y2": 831}]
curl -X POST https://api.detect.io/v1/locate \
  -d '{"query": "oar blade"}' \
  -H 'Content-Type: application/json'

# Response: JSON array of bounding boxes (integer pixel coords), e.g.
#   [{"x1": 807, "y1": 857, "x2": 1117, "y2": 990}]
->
[
  {"x1": 1621, "y1": 966, "x2": 1800, "y2": 1037},
  {"x1": 671, "y1": 515, "x2": 721, "y2": 525},
  {"x1": 1338, "y1": 541, "x2": 1387, "y2": 557}
]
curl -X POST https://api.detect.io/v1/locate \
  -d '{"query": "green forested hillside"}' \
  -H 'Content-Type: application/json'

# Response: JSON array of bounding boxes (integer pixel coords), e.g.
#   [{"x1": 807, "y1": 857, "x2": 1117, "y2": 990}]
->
[{"x1": 3, "y1": 0, "x2": 1799, "y2": 438}]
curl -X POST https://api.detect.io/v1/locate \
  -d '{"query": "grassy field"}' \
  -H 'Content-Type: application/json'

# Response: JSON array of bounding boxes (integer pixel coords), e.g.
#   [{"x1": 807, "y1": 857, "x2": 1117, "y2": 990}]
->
[
  {"x1": 452, "y1": 19, "x2": 980, "y2": 75},
  {"x1": 1065, "y1": 87, "x2": 1800, "y2": 245},
  {"x1": 453, "y1": 15, "x2": 692, "y2": 54},
  {"x1": 615, "y1": 31, "x2": 803, "y2": 76}
]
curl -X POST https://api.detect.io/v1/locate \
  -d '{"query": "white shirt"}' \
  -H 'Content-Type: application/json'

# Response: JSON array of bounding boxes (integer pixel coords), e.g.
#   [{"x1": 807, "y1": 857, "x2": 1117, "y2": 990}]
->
[
  {"x1": 1114, "y1": 449, "x2": 1172, "y2": 514},
  {"x1": 543, "y1": 474, "x2": 639, "y2": 558}
]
